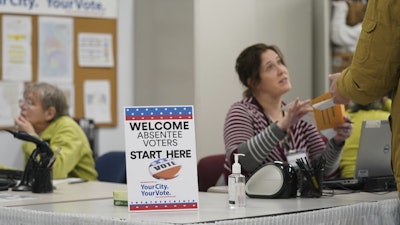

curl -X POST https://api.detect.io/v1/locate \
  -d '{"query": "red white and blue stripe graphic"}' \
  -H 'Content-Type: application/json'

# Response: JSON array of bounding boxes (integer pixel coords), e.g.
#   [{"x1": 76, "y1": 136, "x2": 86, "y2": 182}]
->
[
  {"x1": 130, "y1": 200, "x2": 198, "y2": 211},
  {"x1": 125, "y1": 106, "x2": 193, "y2": 120}
]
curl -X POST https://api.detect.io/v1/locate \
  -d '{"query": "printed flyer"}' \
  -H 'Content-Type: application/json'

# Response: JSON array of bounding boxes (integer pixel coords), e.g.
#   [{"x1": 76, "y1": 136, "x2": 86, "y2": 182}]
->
[{"x1": 124, "y1": 105, "x2": 199, "y2": 212}]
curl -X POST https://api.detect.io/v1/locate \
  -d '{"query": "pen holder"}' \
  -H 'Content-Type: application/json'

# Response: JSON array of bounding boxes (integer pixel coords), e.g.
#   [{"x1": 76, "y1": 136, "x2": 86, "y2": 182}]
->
[
  {"x1": 31, "y1": 167, "x2": 53, "y2": 193},
  {"x1": 299, "y1": 168, "x2": 323, "y2": 198}
]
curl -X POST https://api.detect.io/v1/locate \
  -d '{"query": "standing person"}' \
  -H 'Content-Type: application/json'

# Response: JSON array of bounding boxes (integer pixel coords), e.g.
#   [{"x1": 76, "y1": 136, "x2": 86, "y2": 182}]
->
[
  {"x1": 331, "y1": 0, "x2": 363, "y2": 53},
  {"x1": 330, "y1": 0, "x2": 365, "y2": 73},
  {"x1": 224, "y1": 43, "x2": 353, "y2": 180},
  {"x1": 340, "y1": 98, "x2": 391, "y2": 178},
  {"x1": 329, "y1": 0, "x2": 400, "y2": 196},
  {"x1": 14, "y1": 82, "x2": 97, "y2": 181}
]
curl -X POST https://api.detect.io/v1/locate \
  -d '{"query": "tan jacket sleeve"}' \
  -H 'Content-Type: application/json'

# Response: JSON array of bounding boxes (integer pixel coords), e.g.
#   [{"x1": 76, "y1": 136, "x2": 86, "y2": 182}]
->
[{"x1": 337, "y1": 0, "x2": 400, "y2": 105}]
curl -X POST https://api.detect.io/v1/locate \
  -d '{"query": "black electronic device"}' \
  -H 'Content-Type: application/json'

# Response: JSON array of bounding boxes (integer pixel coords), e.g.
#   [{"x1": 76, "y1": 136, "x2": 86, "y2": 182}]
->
[
  {"x1": 0, "y1": 169, "x2": 24, "y2": 180},
  {"x1": 0, "y1": 178, "x2": 17, "y2": 191},
  {"x1": 0, "y1": 169, "x2": 23, "y2": 191},
  {"x1": 4, "y1": 129, "x2": 47, "y2": 147},
  {"x1": 245, "y1": 161, "x2": 297, "y2": 198},
  {"x1": 2, "y1": 130, "x2": 54, "y2": 192},
  {"x1": 362, "y1": 176, "x2": 397, "y2": 192}
]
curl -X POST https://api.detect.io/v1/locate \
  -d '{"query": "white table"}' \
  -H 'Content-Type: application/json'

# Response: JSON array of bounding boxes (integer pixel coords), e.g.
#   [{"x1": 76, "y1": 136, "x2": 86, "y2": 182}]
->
[
  {"x1": 3, "y1": 184, "x2": 398, "y2": 225},
  {"x1": 0, "y1": 180, "x2": 125, "y2": 207},
  {"x1": 0, "y1": 182, "x2": 398, "y2": 225}
]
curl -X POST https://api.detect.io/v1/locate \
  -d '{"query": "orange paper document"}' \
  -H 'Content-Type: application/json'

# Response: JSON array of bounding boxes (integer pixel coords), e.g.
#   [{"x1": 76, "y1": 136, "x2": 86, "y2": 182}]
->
[{"x1": 311, "y1": 92, "x2": 345, "y2": 131}]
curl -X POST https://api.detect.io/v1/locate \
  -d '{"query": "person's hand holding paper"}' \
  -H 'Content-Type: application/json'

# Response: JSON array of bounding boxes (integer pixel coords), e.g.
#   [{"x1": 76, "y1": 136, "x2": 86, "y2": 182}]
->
[
  {"x1": 328, "y1": 73, "x2": 351, "y2": 105},
  {"x1": 312, "y1": 98, "x2": 335, "y2": 110},
  {"x1": 311, "y1": 92, "x2": 352, "y2": 142}
]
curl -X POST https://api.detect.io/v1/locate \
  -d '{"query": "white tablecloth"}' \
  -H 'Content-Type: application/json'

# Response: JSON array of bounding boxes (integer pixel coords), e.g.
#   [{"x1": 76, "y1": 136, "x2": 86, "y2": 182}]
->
[
  {"x1": 0, "y1": 198, "x2": 399, "y2": 225},
  {"x1": 213, "y1": 198, "x2": 400, "y2": 225}
]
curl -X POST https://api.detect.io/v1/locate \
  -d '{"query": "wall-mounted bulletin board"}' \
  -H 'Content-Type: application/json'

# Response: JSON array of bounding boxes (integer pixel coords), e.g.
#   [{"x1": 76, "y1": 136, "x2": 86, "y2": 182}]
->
[{"x1": 0, "y1": 0, "x2": 118, "y2": 128}]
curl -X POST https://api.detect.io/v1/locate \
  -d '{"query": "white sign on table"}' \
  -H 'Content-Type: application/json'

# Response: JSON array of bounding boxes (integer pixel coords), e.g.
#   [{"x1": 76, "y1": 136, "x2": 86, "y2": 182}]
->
[{"x1": 124, "y1": 105, "x2": 199, "y2": 212}]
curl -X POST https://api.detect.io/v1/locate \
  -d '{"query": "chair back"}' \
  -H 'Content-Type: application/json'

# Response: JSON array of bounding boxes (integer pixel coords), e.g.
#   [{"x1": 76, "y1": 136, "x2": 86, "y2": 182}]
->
[
  {"x1": 197, "y1": 154, "x2": 226, "y2": 192},
  {"x1": 95, "y1": 151, "x2": 126, "y2": 183},
  {"x1": 74, "y1": 118, "x2": 98, "y2": 159}
]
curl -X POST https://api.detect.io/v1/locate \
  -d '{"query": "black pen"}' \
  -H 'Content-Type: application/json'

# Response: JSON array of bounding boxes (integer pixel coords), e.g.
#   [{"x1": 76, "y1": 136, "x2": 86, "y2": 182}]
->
[{"x1": 68, "y1": 179, "x2": 88, "y2": 184}]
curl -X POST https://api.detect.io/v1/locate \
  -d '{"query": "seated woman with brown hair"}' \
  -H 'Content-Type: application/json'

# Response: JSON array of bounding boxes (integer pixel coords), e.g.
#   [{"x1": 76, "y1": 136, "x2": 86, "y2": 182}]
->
[{"x1": 223, "y1": 43, "x2": 353, "y2": 179}]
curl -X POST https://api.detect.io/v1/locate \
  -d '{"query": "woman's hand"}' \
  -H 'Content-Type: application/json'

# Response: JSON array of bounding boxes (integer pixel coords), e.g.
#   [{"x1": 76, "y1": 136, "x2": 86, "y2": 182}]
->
[
  {"x1": 14, "y1": 115, "x2": 35, "y2": 134},
  {"x1": 278, "y1": 98, "x2": 313, "y2": 131},
  {"x1": 333, "y1": 116, "x2": 353, "y2": 144}
]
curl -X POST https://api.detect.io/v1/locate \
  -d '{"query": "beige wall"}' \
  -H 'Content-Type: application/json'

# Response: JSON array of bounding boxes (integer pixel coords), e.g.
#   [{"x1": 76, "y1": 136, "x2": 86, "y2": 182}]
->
[{"x1": 134, "y1": 0, "x2": 194, "y2": 106}]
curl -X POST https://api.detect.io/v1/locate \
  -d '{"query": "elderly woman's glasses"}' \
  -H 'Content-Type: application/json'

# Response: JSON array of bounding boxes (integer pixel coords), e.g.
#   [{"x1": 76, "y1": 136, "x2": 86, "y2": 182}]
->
[{"x1": 19, "y1": 98, "x2": 33, "y2": 108}]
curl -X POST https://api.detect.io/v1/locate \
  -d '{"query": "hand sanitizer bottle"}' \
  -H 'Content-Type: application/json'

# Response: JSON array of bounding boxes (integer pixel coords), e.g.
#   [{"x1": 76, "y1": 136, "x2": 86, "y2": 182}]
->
[{"x1": 228, "y1": 153, "x2": 246, "y2": 208}]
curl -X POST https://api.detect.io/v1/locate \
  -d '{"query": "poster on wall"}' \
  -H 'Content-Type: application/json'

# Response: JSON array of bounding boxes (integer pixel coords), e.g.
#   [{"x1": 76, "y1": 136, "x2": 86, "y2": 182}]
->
[
  {"x1": 84, "y1": 80, "x2": 111, "y2": 123},
  {"x1": 78, "y1": 32, "x2": 114, "y2": 68},
  {"x1": 2, "y1": 15, "x2": 32, "y2": 81},
  {"x1": 0, "y1": 82, "x2": 24, "y2": 127},
  {"x1": 124, "y1": 105, "x2": 199, "y2": 212},
  {"x1": 38, "y1": 16, "x2": 73, "y2": 83}
]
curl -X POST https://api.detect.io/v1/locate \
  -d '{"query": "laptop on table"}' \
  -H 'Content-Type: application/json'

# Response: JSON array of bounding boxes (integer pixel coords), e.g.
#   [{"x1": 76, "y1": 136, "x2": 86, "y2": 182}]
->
[{"x1": 323, "y1": 120, "x2": 396, "y2": 191}]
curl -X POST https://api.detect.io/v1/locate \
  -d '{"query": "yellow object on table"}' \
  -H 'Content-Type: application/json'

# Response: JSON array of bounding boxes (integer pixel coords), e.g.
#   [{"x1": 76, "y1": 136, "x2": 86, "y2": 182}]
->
[{"x1": 113, "y1": 190, "x2": 128, "y2": 206}]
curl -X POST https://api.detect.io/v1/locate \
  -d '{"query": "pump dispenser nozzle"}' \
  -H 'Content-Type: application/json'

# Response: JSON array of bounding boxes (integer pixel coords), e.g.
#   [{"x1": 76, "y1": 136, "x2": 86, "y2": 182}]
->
[{"x1": 232, "y1": 153, "x2": 245, "y2": 174}]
